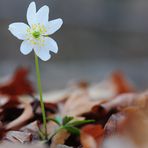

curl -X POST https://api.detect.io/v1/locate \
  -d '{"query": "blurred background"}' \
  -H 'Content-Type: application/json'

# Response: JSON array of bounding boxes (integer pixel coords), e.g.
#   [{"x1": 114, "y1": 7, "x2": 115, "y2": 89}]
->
[{"x1": 0, "y1": 0, "x2": 148, "y2": 91}]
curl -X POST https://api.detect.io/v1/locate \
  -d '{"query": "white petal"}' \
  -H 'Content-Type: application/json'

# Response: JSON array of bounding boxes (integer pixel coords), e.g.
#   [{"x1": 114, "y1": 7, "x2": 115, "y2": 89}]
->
[
  {"x1": 36, "y1": 5, "x2": 49, "y2": 25},
  {"x1": 45, "y1": 18, "x2": 63, "y2": 35},
  {"x1": 43, "y1": 37, "x2": 58, "y2": 53},
  {"x1": 9, "y1": 23, "x2": 29, "y2": 40},
  {"x1": 34, "y1": 46, "x2": 51, "y2": 61},
  {"x1": 20, "y1": 40, "x2": 33, "y2": 55},
  {"x1": 27, "y1": 1, "x2": 37, "y2": 26}
]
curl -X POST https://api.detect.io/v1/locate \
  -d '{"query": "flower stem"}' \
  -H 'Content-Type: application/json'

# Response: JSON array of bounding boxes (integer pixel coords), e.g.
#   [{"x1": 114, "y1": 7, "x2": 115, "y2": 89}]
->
[{"x1": 34, "y1": 53, "x2": 47, "y2": 139}]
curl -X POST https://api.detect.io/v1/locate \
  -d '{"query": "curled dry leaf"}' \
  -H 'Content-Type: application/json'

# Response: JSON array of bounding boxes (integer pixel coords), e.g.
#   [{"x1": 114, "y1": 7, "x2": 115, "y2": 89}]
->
[
  {"x1": 80, "y1": 124, "x2": 104, "y2": 148},
  {"x1": 104, "y1": 112, "x2": 127, "y2": 136},
  {"x1": 21, "y1": 121, "x2": 40, "y2": 141},
  {"x1": 100, "y1": 93, "x2": 137, "y2": 112},
  {"x1": 63, "y1": 90, "x2": 104, "y2": 117},
  {"x1": 50, "y1": 129, "x2": 70, "y2": 148},
  {"x1": 0, "y1": 67, "x2": 34, "y2": 97},
  {"x1": 100, "y1": 91, "x2": 148, "y2": 113},
  {"x1": 111, "y1": 71, "x2": 134, "y2": 94},
  {"x1": 80, "y1": 133, "x2": 97, "y2": 148},
  {"x1": 5, "y1": 101, "x2": 34, "y2": 130},
  {"x1": 3, "y1": 131, "x2": 32, "y2": 144},
  {"x1": 82, "y1": 103, "x2": 117, "y2": 127},
  {"x1": 103, "y1": 104, "x2": 148, "y2": 147},
  {"x1": 88, "y1": 71, "x2": 134, "y2": 101}
]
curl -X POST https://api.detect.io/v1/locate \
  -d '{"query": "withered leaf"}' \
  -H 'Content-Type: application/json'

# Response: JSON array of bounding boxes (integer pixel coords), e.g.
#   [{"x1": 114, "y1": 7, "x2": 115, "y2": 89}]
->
[
  {"x1": 111, "y1": 71, "x2": 134, "y2": 94},
  {"x1": 0, "y1": 67, "x2": 34, "y2": 97}
]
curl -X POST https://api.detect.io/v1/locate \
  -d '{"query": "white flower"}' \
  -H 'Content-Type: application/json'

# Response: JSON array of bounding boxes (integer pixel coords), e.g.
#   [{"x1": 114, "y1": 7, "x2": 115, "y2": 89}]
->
[{"x1": 8, "y1": 1, "x2": 63, "y2": 61}]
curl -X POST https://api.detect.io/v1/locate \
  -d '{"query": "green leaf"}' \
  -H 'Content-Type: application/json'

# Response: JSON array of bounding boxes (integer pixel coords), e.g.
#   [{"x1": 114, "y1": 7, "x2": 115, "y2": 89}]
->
[
  {"x1": 55, "y1": 116, "x2": 63, "y2": 125},
  {"x1": 68, "y1": 120, "x2": 95, "y2": 127},
  {"x1": 63, "y1": 116, "x2": 74, "y2": 125},
  {"x1": 63, "y1": 125, "x2": 80, "y2": 135},
  {"x1": 47, "y1": 117, "x2": 61, "y2": 126}
]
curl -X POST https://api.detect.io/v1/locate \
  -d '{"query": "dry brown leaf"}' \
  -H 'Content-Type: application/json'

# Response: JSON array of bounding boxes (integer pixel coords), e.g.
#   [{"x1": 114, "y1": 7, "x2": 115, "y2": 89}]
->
[
  {"x1": 5, "y1": 102, "x2": 34, "y2": 130},
  {"x1": 111, "y1": 71, "x2": 134, "y2": 94},
  {"x1": 3, "y1": 131, "x2": 32, "y2": 144},
  {"x1": 50, "y1": 129, "x2": 70, "y2": 148},
  {"x1": 0, "y1": 68, "x2": 34, "y2": 97},
  {"x1": 80, "y1": 124, "x2": 104, "y2": 148},
  {"x1": 63, "y1": 90, "x2": 104, "y2": 117}
]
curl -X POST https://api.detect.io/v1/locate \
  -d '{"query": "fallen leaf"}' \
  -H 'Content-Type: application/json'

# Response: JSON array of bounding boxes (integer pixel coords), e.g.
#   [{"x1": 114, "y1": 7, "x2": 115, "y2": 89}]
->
[
  {"x1": 0, "y1": 67, "x2": 34, "y2": 97},
  {"x1": 80, "y1": 124, "x2": 104, "y2": 148},
  {"x1": 111, "y1": 71, "x2": 134, "y2": 94},
  {"x1": 3, "y1": 131, "x2": 32, "y2": 144}
]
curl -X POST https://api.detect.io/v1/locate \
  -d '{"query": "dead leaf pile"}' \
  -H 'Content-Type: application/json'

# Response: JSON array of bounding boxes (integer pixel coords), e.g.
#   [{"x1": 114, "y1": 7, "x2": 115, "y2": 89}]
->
[{"x1": 0, "y1": 69, "x2": 147, "y2": 148}]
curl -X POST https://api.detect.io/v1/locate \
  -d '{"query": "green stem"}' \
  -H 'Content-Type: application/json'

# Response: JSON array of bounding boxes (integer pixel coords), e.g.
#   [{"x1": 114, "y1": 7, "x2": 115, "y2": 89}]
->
[{"x1": 34, "y1": 53, "x2": 47, "y2": 139}]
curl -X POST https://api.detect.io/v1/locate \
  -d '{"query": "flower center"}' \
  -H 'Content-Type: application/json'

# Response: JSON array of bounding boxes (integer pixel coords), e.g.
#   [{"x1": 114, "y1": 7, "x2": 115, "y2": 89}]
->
[
  {"x1": 32, "y1": 31, "x2": 40, "y2": 38},
  {"x1": 26, "y1": 24, "x2": 47, "y2": 47}
]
